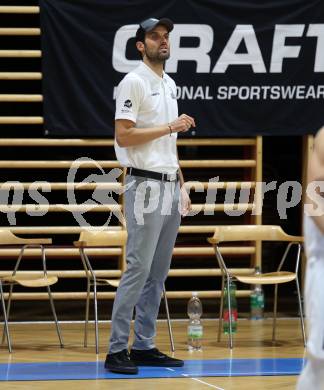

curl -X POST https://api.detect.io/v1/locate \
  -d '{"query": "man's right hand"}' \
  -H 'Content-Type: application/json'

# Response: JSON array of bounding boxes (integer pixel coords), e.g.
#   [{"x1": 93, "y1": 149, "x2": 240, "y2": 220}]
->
[{"x1": 170, "y1": 114, "x2": 196, "y2": 133}]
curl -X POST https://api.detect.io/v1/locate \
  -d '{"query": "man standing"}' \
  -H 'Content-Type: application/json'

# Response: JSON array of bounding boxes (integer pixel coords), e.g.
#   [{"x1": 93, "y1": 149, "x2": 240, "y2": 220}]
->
[
  {"x1": 297, "y1": 127, "x2": 324, "y2": 389},
  {"x1": 105, "y1": 18, "x2": 195, "y2": 374}
]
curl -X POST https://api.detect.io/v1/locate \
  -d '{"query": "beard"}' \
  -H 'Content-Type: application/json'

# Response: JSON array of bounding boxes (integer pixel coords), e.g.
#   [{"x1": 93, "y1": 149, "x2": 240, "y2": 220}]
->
[{"x1": 144, "y1": 44, "x2": 170, "y2": 64}]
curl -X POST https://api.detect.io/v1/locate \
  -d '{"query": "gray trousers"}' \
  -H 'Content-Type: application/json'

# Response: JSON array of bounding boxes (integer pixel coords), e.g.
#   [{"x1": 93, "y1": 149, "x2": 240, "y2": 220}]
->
[{"x1": 108, "y1": 175, "x2": 181, "y2": 353}]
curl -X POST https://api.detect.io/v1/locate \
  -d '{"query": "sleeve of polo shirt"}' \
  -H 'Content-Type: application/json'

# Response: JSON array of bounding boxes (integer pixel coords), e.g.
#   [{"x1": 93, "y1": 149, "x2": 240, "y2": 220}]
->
[{"x1": 115, "y1": 76, "x2": 144, "y2": 123}]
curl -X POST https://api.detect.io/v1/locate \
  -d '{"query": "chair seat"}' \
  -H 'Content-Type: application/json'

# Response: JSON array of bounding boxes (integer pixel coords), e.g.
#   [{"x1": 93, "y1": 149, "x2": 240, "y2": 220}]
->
[
  {"x1": 2, "y1": 275, "x2": 58, "y2": 287},
  {"x1": 97, "y1": 278, "x2": 120, "y2": 288},
  {"x1": 235, "y1": 271, "x2": 296, "y2": 285}
]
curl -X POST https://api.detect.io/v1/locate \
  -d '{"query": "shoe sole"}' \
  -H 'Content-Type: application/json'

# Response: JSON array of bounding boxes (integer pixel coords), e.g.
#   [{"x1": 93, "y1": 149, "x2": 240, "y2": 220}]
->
[
  {"x1": 105, "y1": 365, "x2": 138, "y2": 375},
  {"x1": 131, "y1": 361, "x2": 184, "y2": 367}
]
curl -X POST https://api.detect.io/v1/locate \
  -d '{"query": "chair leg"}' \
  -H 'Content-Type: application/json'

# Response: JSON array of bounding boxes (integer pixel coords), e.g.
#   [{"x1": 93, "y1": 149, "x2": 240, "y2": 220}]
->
[
  {"x1": 226, "y1": 277, "x2": 233, "y2": 349},
  {"x1": 162, "y1": 285, "x2": 174, "y2": 352},
  {"x1": 0, "y1": 281, "x2": 12, "y2": 353},
  {"x1": 93, "y1": 281, "x2": 99, "y2": 355},
  {"x1": 1, "y1": 284, "x2": 13, "y2": 345},
  {"x1": 218, "y1": 276, "x2": 225, "y2": 342},
  {"x1": 46, "y1": 285, "x2": 64, "y2": 347},
  {"x1": 295, "y1": 278, "x2": 306, "y2": 347},
  {"x1": 80, "y1": 250, "x2": 99, "y2": 354},
  {"x1": 272, "y1": 284, "x2": 278, "y2": 343},
  {"x1": 1, "y1": 247, "x2": 27, "y2": 346},
  {"x1": 84, "y1": 278, "x2": 91, "y2": 348}
]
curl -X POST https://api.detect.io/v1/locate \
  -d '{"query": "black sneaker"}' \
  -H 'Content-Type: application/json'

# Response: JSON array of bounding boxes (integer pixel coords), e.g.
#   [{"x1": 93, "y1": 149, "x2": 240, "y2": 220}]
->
[
  {"x1": 104, "y1": 349, "x2": 138, "y2": 374},
  {"x1": 129, "y1": 347, "x2": 184, "y2": 367}
]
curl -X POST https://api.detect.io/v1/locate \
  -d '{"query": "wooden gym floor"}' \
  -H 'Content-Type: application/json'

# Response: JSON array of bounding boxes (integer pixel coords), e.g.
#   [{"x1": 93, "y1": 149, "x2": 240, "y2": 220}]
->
[{"x1": 0, "y1": 318, "x2": 306, "y2": 389}]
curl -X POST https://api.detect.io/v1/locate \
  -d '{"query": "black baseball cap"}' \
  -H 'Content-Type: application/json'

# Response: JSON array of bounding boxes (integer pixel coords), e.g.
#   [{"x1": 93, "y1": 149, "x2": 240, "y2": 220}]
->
[{"x1": 136, "y1": 18, "x2": 174, "y2": 42}]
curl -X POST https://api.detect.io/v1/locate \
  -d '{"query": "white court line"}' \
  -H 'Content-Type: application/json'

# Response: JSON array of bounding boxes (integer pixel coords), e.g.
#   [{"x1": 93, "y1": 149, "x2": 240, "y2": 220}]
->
[{"x1": 165, "y1": 368, "x2": 225, "y2": 390}]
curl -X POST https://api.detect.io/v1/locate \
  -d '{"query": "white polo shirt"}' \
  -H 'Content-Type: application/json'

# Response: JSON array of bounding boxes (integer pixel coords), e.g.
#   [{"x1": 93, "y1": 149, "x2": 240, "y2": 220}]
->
[{"x1": 114, "y1": 62, "x2": 179, "y2": 174}]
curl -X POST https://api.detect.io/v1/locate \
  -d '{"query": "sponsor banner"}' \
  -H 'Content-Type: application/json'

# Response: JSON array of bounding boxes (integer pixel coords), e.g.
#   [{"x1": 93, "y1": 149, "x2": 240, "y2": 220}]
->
[{"x1": 40, "y1": 0, "x2": 324, "y2": 137}]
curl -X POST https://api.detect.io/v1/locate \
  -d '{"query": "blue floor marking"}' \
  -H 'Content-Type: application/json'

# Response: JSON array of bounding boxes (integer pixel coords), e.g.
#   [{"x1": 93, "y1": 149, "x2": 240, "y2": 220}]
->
[{"x1": 0, "y1": 358, "x2": 305, "y2": 381}]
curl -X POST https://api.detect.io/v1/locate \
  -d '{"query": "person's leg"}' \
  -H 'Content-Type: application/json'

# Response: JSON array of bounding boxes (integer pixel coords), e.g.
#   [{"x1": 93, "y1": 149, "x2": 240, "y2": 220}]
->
[
  {"x1": 296, "y1": 257, "x2": 324, "y2": 389},
  {"x1": 132, "y1": 181, "x2": 180, "y2": 350},
  {"x1": 108, "y1": 177, "x2": 164, "y2": 354},
  {"x1": 297, "y1": 358, "x2": 324, "y2": 390}
]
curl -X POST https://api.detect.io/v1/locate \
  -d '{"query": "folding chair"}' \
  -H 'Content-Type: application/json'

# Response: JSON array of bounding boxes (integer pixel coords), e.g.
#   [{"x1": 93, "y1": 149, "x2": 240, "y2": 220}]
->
[
  {"x1": 0, "y1": 230, "x2": 63, "y2": 352},
  {"x1": 74, "y1": 229, "x2": 175, "y2": 354},
  {"x1": 208, "y1": 225, "x2": 306, "y2": 349}
]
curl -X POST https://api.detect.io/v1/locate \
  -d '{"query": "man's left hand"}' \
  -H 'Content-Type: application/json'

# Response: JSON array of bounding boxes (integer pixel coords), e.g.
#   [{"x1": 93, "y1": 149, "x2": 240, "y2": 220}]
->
[{"x1": 180, "y1": 185, "x2": 192, "y2": 217}]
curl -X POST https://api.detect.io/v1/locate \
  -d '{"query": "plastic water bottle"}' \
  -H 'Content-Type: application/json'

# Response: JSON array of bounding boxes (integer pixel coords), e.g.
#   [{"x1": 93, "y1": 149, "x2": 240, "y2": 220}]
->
[
  {"x1": 187, "y1": 292, "x2": 203, "y2": 351},
  {"x1": 223, "y1": 280, "x2": 238, "y2": 334},
  {"x1": 250, "y1": 266, "x2": 264, "y2": 320}
]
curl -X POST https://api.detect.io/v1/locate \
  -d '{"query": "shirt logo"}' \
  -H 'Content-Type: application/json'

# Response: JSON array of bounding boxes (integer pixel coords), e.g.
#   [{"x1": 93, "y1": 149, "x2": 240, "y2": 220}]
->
[{"x1": 124, "y1": 99, "x2": 132, "y2": 108}]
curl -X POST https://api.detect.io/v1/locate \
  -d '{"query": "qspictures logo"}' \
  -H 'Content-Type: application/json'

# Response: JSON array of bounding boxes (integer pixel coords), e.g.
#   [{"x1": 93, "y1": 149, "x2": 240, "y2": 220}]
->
[{"x1": 1, "y1": 158, "x2": 324, "y2": 227}]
